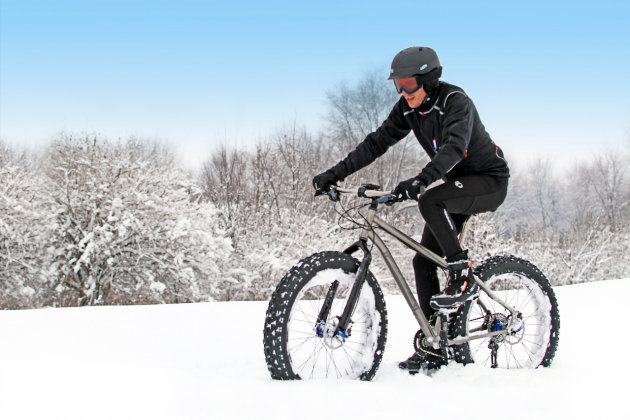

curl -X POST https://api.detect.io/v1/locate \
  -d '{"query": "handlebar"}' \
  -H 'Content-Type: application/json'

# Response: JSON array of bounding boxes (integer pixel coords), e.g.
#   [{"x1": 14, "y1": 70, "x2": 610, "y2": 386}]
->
[
  {"x1": 335, "y1": 186, "x2": 389, "y2": 197},
  {"x1": 327, "y1": 184, "x2": 401, "y2": 205}
]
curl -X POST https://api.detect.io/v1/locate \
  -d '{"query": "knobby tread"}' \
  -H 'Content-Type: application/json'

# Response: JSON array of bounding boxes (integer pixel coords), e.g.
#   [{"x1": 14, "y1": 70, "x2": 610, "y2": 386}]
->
[
  {"x1": 452, "y1": 255, "x2": 560, "y2": 367},
  {"x1": 263, "y1": 251, "x2": 388, "y2": 380}
]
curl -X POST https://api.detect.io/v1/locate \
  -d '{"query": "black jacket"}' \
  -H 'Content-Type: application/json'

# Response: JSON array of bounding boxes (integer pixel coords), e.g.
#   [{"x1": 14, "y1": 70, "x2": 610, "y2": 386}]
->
[{"x1": 330, "y1": 82, "x2": 509, "y2": 186}]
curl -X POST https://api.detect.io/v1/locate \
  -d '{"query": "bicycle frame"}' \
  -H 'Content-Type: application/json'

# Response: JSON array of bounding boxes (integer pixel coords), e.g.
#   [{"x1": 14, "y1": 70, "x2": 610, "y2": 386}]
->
[{"x1": 335, "y1": 186, "x2": 521, "y2": 349}]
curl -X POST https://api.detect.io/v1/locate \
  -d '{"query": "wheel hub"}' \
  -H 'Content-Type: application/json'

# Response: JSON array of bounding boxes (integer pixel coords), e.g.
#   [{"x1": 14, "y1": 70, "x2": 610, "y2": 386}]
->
[
  {"x1": 487, "y1": 313, "x2": 509, "y2": 342},
  {"x1": 487, "y1": 313, "x2": 525, "y2": 345},
  {"x1": 316, "y1": 317, "x2": 349, "y2": 350}
]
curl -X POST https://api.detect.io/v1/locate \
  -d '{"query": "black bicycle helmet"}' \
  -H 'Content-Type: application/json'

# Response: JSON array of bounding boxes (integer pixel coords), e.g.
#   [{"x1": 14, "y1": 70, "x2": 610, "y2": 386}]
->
[{"x1": 388, "y1": 46, "x2": 442, "y2": 86}]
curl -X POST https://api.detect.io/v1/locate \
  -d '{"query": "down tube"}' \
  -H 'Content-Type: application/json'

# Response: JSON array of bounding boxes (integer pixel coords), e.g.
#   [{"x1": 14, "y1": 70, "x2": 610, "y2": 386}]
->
[{"x1": 367, "y1": 229, "x2": 436, "y2": 338}]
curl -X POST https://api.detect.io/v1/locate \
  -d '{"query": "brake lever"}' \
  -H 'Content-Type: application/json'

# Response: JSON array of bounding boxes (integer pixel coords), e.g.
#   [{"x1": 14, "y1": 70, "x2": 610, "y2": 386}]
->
[
  {"x1": 327, "y1": 187, "x2": 340, "y2": 202},
  {"x1": 376, "y1": 194, "x2": 401, "y2": 205}
]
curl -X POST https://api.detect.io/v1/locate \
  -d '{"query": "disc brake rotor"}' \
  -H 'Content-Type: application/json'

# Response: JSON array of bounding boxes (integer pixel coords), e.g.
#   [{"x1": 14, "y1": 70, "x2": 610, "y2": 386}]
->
[
  {"x1": 319, "y1": 317, "x2": 349, "y2": 350},
  {"x1": 487, "y1": 313, "x2": 525, "y2": 345}
]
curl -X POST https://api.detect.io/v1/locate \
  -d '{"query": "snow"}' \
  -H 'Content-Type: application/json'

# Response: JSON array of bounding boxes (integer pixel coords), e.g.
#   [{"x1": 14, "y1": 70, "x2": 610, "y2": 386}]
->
[{"x1": 0, "y1": 279, "x2": 628, "y2": 420}]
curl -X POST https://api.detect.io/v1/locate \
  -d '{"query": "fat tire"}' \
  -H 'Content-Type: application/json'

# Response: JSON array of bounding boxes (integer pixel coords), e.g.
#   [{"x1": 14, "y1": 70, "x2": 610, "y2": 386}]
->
[
  {"x1": 263, "y1": 251, "x2": 388, "y2": 380},
  {"x1": 451, "y1": 255, "x2": 560, "y2": 368}
]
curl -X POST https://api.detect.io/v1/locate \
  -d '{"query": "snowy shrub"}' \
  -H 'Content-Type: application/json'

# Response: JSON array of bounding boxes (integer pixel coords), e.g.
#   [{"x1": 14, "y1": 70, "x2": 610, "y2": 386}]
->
[
  {"x1": 41, "y1": 135, "x2": 233, "y2": 306},
  {"x1": 0, "y1": 145, "x2": 54, "y2": 309},
  {"x1": 1, "y1": 126, "x2": 628, "y2": 309}
]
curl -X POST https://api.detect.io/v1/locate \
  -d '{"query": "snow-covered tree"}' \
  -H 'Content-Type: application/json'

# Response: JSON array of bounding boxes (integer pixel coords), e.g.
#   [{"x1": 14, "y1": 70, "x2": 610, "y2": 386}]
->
[
  {"x1": 0, "y1": 144, "x2": 53, "y2": 308},
  {"x1": 3, "y1": 126, "x2": 628, "y2": 309},
  {"x1": 42, "y1": 135, "x2": 233, "y2": 306}
]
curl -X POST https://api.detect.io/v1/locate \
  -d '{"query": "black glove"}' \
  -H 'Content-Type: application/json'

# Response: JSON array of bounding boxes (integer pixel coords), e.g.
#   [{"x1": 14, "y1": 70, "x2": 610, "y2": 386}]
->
[
  {"x1": 392, "y1": 177, "x2": 426, "y2": 201},
  {"x1": 313, "y1": 170, "x2": 339, "y2": 196}
]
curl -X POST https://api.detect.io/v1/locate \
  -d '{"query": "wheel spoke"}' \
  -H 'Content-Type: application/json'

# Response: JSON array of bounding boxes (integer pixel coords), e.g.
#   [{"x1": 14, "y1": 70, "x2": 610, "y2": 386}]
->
[
  {"x1": 459, "y1": 258, "x2": 559, "y2": 370},
  {"x1": 263, "y1": 252, "x2": 387, "y2": 380}
]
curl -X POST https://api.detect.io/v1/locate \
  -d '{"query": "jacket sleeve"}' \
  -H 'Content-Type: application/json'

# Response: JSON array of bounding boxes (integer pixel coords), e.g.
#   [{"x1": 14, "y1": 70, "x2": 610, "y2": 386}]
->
[
  {"x1": 330, "y1": 99, "x2": 411, "y2": 180},
  {"x1": 417, "y1": 91, "x2": 473, "y2": 185}
]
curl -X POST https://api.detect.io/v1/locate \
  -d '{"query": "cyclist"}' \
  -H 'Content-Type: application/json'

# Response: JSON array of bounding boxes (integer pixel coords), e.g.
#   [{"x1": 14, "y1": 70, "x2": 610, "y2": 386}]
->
[{"x1": 312, "y1": 46, "x2": 510, "y2": 372}]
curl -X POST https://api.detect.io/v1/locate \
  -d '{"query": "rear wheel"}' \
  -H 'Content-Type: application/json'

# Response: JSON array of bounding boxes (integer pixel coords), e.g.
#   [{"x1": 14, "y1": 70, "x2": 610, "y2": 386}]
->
[
  {"x1": 451, "y1": 256, "x2": 560, "y2": 368},
  {"x1": 263, "y1": 251, "x2": 388, "y2": 380}
]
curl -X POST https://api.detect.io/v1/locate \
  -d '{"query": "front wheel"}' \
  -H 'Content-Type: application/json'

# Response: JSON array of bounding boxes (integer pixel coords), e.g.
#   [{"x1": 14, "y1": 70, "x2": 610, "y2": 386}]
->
[
  {"x1": 451, "y1": 255, "x2": 560, "y2": 368},
  {"x1": 263, "y1": 251, "x2": 388, "y2": 380}
]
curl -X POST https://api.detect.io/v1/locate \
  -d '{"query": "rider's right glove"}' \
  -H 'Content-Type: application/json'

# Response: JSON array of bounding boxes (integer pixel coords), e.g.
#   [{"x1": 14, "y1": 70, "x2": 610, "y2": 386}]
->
[
  {"x1": 312, "y1": 170, "x2": 339, "y2": 196},
  {"x1": 392, "y1": 176, "x2": 426, "y2": 201}
]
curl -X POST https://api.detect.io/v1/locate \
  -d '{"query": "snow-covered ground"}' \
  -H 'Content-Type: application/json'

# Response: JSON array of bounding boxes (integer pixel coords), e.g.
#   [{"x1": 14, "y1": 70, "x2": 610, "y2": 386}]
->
[{"x1": 0, "y1": 279, "x2": 628, "y2": 420}]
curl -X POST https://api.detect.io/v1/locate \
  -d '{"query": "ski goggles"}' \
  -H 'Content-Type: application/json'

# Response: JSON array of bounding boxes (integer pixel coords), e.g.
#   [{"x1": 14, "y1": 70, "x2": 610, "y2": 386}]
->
[{"x1": 393, "y1": 77, "x2": 422, "y2": 94}]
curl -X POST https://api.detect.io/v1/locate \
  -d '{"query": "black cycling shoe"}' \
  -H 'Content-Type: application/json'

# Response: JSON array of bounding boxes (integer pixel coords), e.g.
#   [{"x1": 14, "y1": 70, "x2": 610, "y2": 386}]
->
[
  {"x1": 430, "y1": 250, "x2": 479, "y2": 310},
  {"x1": 398, "y1": 351, "x2": 446, "y2": 374},
  {"x1": 398, "y1": 352, "x2": 426, "y2": 374},
  {"x1": 430, "y1": 274, "x2": 479, "y2": 309}
]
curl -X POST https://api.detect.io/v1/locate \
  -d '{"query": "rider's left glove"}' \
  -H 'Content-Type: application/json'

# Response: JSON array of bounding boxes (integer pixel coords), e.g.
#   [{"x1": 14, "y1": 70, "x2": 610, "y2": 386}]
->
[{"x1": 392, "y1": 177, "x2": 426, "y2": 201}]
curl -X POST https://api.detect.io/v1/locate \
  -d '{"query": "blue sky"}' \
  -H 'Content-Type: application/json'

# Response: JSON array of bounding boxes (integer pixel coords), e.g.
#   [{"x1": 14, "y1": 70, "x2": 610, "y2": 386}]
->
[{"x1": 1, "y1": 0, "x2": 629, "y2": 169}]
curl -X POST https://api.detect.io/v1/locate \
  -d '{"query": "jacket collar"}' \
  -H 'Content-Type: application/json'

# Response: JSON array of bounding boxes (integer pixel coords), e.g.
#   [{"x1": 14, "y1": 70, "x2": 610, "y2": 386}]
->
[{"x1": 416, "y1": 82, "x2": 441, "y2": 113}]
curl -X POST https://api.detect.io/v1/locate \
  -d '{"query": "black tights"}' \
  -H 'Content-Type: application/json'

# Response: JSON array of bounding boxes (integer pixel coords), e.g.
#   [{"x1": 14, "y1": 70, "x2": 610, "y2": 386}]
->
[{"x1": 413, "y1": 175, "x2": 508, "y2": 318}]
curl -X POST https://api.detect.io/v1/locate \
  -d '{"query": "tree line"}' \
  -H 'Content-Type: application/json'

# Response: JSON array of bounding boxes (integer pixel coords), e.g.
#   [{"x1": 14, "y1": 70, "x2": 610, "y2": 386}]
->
[{"x1": 1, "y1": 73, "x2": 629, "y2": 309}]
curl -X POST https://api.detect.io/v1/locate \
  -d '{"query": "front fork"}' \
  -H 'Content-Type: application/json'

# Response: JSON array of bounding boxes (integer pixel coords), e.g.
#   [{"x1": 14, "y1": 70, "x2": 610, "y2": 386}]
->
[
  {"x1": 314, "y1": 239, "x2": 372, "y2": 343},
  {"x1": 336, "y1": 240, "x2": 372, "y2": 338}
]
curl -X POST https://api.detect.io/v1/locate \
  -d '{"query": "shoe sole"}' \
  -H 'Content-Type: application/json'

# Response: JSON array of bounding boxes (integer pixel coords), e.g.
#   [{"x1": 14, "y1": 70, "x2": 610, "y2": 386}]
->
[{"x1": 430, "y1": 291, "x2": 479, "y2": 311}]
